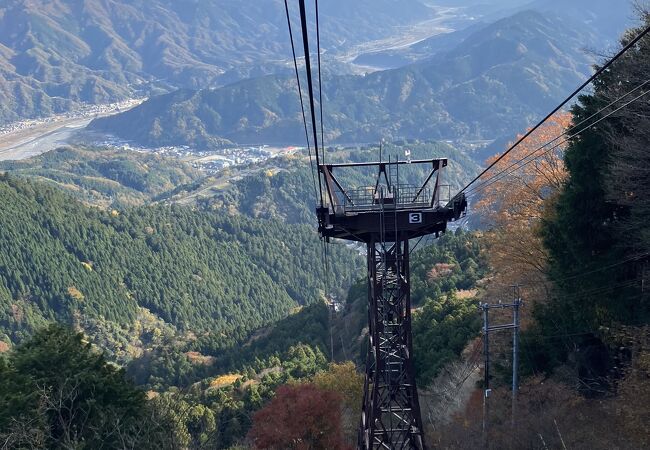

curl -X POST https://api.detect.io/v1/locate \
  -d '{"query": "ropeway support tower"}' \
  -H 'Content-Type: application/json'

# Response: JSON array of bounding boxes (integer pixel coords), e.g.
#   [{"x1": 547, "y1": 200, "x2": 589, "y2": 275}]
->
[{"x1": 316, "y1": 156, "x2": 467, "y2": 450}]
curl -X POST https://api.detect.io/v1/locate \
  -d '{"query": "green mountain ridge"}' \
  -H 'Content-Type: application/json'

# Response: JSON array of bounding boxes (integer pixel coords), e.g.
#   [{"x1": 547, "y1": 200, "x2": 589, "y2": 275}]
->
[{"x1": 0, "y1": 145, "x2": 203, "y2": 207}]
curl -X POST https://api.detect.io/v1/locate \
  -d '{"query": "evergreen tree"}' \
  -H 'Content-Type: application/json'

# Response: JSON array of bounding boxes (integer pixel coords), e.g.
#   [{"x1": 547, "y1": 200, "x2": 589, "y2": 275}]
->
[
  {"x1": 536, "y1": 19, "x2": 650, "y2": 380},
  {"x1": 0, "y1": 324, "x2": 174, "y2": 449}
]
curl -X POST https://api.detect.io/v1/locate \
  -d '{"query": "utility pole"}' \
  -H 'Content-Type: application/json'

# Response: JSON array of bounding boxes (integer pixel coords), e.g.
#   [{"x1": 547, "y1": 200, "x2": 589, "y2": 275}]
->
[
  {"x1": 481, "y1": 303, "x2": 490, "y2": 448},
  {"x1": 329, "y1": 298, "x2": 335, "y2": 362},
  {"x1": 479, "y1": 289, "x2": 524, "y2": 448},
  {"x1": 511, "y1": 288, "x2": 522, "y2": 424}
]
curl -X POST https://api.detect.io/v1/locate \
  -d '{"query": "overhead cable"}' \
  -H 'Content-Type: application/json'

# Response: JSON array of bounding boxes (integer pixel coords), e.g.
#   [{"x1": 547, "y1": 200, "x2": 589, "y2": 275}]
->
[
  {"x1": 456, "y1": 23, "x2": 650, "y2": 196},
  {"x1": 315, "y1": 0, "x2": 325, "y2": 163},
  {"x1": 283, "y1": 0, "x2": 319, "y2": 202},
  {"x1": 298, "y1": 0, "x2": 324, "y2": 206},
  {"x1": 466, "y1": 87, "x2": 650, "y2": 198},
  {"x1": 465, "y1": 78, "x2": 650, "y2": 196}
]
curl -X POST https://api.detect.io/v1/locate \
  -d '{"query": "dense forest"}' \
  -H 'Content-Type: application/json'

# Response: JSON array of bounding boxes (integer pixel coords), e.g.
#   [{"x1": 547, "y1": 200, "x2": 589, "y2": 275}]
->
[
  {"x1": 0, "y1": 325, "x2": 177, "y2": 449},
  {"x1": 0, "y1": 171, "x2": 364, "y2": 447},
  {"x1": 0, "y1": 323, "x2": 342, "y2": 449},
  {"x1": 0, "y1": 174, "x2": 360, "y2": 352},
  {"x1": 0, "y1": 140, "x2": 488, "y2": 447}
]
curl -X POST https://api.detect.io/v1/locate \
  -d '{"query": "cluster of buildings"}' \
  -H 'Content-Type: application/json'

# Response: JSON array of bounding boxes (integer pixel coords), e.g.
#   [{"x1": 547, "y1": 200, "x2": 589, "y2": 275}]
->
[
  {"x1": 189, "y1": 146, "x2": 284, "y2": 174},
  {"x1": 93, "y1": 135, "x2": 194, "y2": 157},
  {"x1": 93, "y1": 133, "x2": 299, "y2": 175}
]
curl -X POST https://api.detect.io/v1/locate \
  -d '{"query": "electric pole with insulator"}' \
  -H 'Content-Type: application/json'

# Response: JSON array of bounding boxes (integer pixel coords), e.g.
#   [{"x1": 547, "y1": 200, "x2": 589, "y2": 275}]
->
[{"x1": 479, "y1": 288, "x2": 524, "y2": 448}]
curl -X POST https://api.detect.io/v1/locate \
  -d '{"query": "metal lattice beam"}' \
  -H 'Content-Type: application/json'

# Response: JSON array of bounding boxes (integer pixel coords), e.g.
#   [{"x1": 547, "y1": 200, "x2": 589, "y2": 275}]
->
[
  {"x1": 315, "y1": 157, "x2": 467, "y2": 450},
  {"x1": 359, "y1": 238, "x2": 424, "y2": 450}
]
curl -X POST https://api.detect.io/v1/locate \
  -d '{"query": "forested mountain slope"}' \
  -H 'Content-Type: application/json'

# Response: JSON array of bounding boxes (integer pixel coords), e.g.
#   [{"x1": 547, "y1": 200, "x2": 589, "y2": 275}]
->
[
  {"x1": 90, "y1": 10, "x2": 600, "y2": 148},
  {"x1": 0, "y1": 145, "x2": 202, "y2": 207},
  {"x1": 0, "y1": 175, "x2": 360, "y2": 351}
]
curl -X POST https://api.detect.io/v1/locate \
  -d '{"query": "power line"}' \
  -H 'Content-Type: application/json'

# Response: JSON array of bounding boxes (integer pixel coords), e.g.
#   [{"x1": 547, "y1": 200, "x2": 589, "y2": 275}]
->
[
  {"x1": 409, "y1": 236, "x2": 425, "y2": 256},
  {"x1": 552, "y1": 279, "x2": 640, "y2": 301},
  {"x1": 490, "y1": 253, "x2": 649, "y2": 288},
  {"x1": 409, "y1": 233, "x2": 435, "y2": 256},
  {"x1": 455, "y1": 22, "x2": 650, "y2": 197},
  {"x1": 283, "y1": 0, "x2": 319, "y2": 203},
  {"x1": 465, "y1": 81, "x2": 650, "y2": 196},
  {"x1": 465, "y1": 78, "x2": 650, "y2": 196},
  {"x1": 466, "y1": 87, "x2": 650, "y2": 198}
]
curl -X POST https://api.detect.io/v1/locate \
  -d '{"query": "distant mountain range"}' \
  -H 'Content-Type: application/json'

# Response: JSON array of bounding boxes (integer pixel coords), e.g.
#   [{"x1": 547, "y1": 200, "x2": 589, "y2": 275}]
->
[
  {"x1": 89, "y1": 9, "x2": 608, "y2": 148},
  {"x1": 0, "y1": 0, "x2": 434, "y2": 124},
  {"x1": 355, "y1": 0, "x2": 632, "y2": 70}
]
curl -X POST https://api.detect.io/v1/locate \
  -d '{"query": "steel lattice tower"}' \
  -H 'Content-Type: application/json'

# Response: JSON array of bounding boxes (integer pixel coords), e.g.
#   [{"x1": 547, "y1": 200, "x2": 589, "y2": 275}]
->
[{"x1": 317, "y1": 157, "x2": 467, "y2": 450}]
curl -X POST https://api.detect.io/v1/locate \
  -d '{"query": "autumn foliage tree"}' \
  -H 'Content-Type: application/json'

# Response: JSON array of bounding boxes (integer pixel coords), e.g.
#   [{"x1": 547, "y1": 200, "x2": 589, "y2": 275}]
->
[
  {"x1": 247, "y1": 383, "x2": 350, "y2": 450},
  {"x1": 475, "y1": 112, "x2": 571, "y2": 303},
  {"x1": 537, "y1": 14, "x2": 650, "y2": 383},
  {"x1": 312, "y1": 362, "x2": 364, "y2": 443}
]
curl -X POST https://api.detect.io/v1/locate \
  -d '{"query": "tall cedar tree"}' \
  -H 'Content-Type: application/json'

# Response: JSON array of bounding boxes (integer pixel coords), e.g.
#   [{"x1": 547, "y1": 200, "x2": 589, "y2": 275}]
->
[{"x1": 537, "y1": 18, "x2": 650, "y2": 380}]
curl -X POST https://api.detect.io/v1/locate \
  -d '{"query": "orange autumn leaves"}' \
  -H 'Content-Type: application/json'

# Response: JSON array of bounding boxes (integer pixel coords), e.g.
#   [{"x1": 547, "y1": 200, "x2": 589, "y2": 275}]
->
[{"x1": 476, "y1": 112, "x2": 571, "y2": 298}]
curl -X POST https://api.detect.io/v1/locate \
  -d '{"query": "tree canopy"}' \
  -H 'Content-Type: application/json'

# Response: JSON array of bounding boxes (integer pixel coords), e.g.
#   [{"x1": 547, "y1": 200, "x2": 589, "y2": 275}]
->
[{"x1": 0, "y1": 324, "x2": 172, "y2": 449}]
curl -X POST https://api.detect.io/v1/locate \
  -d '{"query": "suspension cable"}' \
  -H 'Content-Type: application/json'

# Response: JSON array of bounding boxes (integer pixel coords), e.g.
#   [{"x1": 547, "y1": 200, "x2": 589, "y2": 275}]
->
[
  {"x1": 315, "y1": 0, "x2": 325, "y2": 164},
  {"x1": 284, "y1": 0, "x2": 319, "y2": 202},
  {"x1": 465, "y1": 87, "x2": 650, "y2": 198},
  {"x1": 455, "y1": 23, "x2": 650, "y2": 197},
  {"x1": 298, "y1": 0, "x2": 324, "y2": 206},
  {"x1": 465, "y1": 78, "x2": 650, "y2": 196}
]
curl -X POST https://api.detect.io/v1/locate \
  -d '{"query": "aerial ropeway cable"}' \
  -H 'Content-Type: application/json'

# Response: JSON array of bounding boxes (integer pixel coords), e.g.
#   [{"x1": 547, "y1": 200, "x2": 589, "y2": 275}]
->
[
  {"x1": 283, "y1": 0, "x2": 319, "y2": 203},
  {"x1": 283, "y1": 0, "x2": 326, "y2": 207},
  {"x1": 285, "y1": 0, "x2": 335, "y2": 363},
  {"x1": 464, "y1": 79, "x2": 650, "y2": 198},
  {"x1": 454, "y1": 22, "x2": 650, "y2": 200},
  {"x1": 315, "y1": 0, "x2": 325, "y2": 163},
  {"x1": 297, "y1": 0, "x2": 324, "y2": 207},
  {"x1": 465, "y1": 87, "x2": 650, "y2": 199}
]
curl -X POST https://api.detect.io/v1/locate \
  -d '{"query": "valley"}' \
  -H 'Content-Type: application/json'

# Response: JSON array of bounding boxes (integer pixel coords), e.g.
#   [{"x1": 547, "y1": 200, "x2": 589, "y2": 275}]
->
[
  {"x1": 0, "y1": 1, "x2": 647, "y2": 449},
  {"x1": 89, "y1": 8, "x2": 615, "y2": 152},
  {"x1": 0, "y1": 99, "x2": 143, "y2": 161}
]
